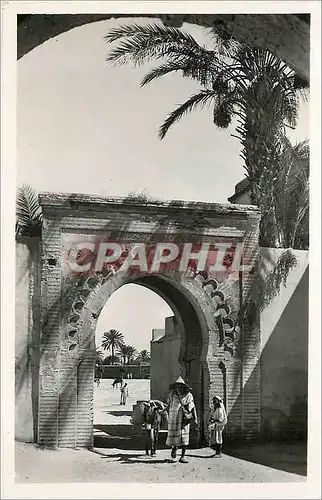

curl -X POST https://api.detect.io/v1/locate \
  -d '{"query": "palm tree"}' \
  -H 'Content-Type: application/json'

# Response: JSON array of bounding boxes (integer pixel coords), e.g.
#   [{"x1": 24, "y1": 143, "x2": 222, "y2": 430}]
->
[
  {"x1": 105, "y1": 23, "x2": 309, "y2": 317},
  {"x1": 118, "y1": 344, "x2": 129, "y2": 365},
  {"x1": 101, "y1": 329, "x2": 124, "y2": 364},
  {"x1": 125, "y1": 345, "x2": 137, "y2": 364},
  {"x1": 118, "y1": 344, "x2": 137, "y2": 364},
  {"x1": 16, "y1": 184, "x2": 43, "y2": 238},
  {"x1": 105, "y1": 23, "x2": 308, "y2": 214},
  {"x1": 260, "y1": 137, "x2": 309, "y2": 249},
  {"x1": 136, "y1": 349, "x2": 151, "y2": 364}
]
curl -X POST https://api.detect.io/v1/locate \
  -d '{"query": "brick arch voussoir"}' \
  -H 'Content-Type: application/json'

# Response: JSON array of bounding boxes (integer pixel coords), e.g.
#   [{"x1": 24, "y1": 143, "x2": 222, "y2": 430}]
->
[
  {"x1": 64, "y1": 266, "x2": 215, "y2": 362},
  {"x1": 131, "y1": 266, "x2": 215, "y2": 359},
  {"x1": 64, "y1": 271, "x2": 129, "y2": 356},
  {"x1": 194, "y1": 272, "x2": 242, "y2": 358}
]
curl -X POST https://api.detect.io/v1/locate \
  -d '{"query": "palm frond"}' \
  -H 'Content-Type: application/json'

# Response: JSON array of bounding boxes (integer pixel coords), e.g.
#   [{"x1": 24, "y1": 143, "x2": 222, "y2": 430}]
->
[
  {"x1": 16, "y1": 184, "x2": 43, "y2": 237},
  {"x1": 105, "y1": 23, "x2": 307, "y2": 226},
  {"x1": 141, "y1": 60, "x2": 189, "y2": 86},
  {"x1": 105, "y1": 22, "x2": 199, "y2": 47},
  {"x1": 106, "y1": 23, "x2": 204, "y2": 66},
  {"x1": 141, "y1": 53, "x2": 216, "y2": 87},
  {"x1": 266, "y1": 138, "x2": 310, "y2": 249},
  {"x1": 158, "y1": 90, "x2": 216, "y2": 139}
]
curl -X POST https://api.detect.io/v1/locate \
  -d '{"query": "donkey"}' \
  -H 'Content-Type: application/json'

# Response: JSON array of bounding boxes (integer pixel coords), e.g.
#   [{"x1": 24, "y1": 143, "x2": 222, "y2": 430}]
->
[
  {"x1": 112, "y1": 377, "x2": 122, "y2": 388},
  {"x1": 143, "y1": 401, "x2": 166, "y2": 457}
]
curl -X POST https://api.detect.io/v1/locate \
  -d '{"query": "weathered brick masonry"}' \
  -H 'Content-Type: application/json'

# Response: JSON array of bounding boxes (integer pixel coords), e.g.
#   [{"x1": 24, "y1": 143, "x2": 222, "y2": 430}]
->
[{"x1": 38, "y1": 192, "x2": 261, "y2": 448}]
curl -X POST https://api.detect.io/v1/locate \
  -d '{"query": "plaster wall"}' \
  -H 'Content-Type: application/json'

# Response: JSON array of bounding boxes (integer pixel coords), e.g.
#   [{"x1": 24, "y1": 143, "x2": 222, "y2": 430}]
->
[
  {"x1": 150, "y1": 316, "x2": 181, "y2": 402},
  {"x1": 260, "y1": 249, "x2": 308, "y2": 439},
  {"x1": 15, "y1": 238, "x2": 41, "y2": 442}
]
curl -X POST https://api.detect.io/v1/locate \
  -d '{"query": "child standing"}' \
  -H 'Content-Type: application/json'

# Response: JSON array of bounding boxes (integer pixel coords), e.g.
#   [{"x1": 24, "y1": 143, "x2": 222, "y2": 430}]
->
[{"x1": 208, "y1": 396, "x2": 227, "y2": 457}]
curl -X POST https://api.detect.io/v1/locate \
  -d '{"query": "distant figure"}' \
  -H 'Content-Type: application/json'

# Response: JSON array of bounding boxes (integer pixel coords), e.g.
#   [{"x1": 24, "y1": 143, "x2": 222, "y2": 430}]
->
[
  {"x1": 120, "y1": 383, "x2": 129, "y2": 405},
  {"x1": 112, "y1": 378, "x2": 122, "y2": 388},
  {"x1": 208, "y1": 396, "x2": 227, "y2": 457},
  {"x1": 129, "y1": 372, "x2": 132, "y2": 379},
  {"x1": 166, "y1": 376, "x2": 198, "y2": 464}
]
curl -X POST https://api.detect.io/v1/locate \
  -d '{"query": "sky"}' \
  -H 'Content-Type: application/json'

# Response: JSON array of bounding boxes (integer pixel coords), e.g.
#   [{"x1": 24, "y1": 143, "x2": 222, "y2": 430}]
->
[{"x1": 17, "y1": 18, "x2": 309, "y2": 353}]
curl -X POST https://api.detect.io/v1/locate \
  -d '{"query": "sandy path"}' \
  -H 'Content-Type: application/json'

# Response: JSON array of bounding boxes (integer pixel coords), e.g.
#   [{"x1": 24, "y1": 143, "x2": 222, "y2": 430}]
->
[
  {"x1": 15, "y1": 379, "x2": 306, "y2": 483},
  {"x1": 15, "y1": 441, "x2": 305, "y2": 483}
]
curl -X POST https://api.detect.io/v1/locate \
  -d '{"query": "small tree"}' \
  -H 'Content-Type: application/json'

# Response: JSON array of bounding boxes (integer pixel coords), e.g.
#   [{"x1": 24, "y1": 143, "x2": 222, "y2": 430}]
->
[{"x1": 136, "y1": 349, "x2": 151, "y2": 364}]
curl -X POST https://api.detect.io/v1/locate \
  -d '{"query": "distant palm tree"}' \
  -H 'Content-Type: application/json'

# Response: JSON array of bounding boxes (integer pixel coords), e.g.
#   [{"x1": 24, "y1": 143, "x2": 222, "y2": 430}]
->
[
  {"x1": 101, "y1": 329, "x2": 124, "y2": 364},
  {"x1": 118, "y1": 344, "x2": 137, "y2": 364},
  {"x1": 118, "y1": 344, "x2": 130, "y2": 365},
  {"x1": 136, "y1": 349, "x2": 151, "y2": 364},
  {"x1": 125, "y1": 345, "x2": 137, "y2": 364},
  {"x1": 16, "y1": 184, "x2": 43, "y2": 238}
]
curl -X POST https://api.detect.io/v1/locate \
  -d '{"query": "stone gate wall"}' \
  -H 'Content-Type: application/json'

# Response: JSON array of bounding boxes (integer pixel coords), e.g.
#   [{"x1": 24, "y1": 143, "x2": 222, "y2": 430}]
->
[{"x1": 25, "y1": 193, "x2": 261, "y2": 447}]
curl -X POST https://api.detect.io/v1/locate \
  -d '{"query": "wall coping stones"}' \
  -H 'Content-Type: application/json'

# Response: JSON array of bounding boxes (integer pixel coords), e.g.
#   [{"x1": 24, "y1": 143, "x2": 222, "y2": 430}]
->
[{"x1": 39, "y1": 191, "x2": 261, "y2": 218}]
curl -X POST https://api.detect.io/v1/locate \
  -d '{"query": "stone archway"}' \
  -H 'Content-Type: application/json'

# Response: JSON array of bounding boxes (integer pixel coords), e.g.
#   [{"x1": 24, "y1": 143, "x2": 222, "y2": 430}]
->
[
  {"x1": 37, "y1": 192, "x2": 261, "y2": 448},
  {"x1": 17, "y1": 13, "x2": 310, "y2": 82},
  {"x1": 59, "y1": 270, "x2": 210, "y2": 448}
]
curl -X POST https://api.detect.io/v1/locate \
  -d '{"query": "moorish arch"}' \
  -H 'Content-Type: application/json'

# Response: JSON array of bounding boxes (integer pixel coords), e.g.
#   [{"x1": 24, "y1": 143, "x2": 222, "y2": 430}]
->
[
  {"x1": 37, "y1": 192, "x2": 261, "y2": 448},
  {"x1": 17, "y1": 13, "x2": 310, "y2": 82}
]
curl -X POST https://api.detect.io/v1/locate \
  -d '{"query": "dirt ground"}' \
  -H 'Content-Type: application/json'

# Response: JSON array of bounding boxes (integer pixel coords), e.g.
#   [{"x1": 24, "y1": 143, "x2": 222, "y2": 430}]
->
[{"x1": 15, "y1": 379, "x2": 307, "y2": 483}]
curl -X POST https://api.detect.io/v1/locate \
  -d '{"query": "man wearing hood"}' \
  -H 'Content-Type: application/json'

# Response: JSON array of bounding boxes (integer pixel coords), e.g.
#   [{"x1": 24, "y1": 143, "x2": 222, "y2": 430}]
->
[{"x1": 166, "y1": 376, "x2": 198, "y2": 463}]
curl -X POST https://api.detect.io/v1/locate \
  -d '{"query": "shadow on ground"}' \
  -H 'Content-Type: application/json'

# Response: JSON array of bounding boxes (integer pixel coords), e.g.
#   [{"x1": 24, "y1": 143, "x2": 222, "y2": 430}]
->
[
  {"x1": 224, "y1": 441, "x2": 307, "y2": 476},
  {"x1": 94, "y1": 424, "x2": 168, "y2": 450},
  {"x1": 91, "y1": 449, "x2": 173, "y2": 464},
  {"x1": 94, "y1": 424, "x2": 307, "y2": 476},
  {"x1": 105, "y1": 410, "x2": 133, "y2": 417}
]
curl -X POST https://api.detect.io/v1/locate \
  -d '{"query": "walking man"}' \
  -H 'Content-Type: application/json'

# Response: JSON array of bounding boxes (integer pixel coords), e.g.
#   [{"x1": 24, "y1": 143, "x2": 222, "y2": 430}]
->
[{"x1": 166, "y1": 376, "x2": 198, "y2": 464}]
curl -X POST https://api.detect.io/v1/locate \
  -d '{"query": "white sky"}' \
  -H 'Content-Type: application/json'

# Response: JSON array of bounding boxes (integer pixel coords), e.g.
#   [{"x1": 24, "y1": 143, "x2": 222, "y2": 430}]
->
[{"x1": 17, "y1": 18, "x2": 309, "y2": 352}]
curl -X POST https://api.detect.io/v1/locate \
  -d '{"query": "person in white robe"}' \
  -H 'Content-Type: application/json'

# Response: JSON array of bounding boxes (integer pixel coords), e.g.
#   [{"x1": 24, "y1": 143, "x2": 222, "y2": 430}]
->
[{"x1": 208, "y1": 395, "x2": 227, "y2": 457}]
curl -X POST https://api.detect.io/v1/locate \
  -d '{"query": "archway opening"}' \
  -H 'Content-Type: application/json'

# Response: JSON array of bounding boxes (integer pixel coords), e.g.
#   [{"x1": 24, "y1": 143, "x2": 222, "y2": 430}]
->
[
  {"x1": 93, "y1": 283, "x2": 172, "y2": 446},
  {"x1": 91, "y1": 274, "x2": 207, "y2": 451}
]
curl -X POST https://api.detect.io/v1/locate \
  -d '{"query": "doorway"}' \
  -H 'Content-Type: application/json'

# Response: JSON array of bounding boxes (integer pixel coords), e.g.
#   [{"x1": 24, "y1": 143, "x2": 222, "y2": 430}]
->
[
  {"x1": 93, "y1": 283, "x2": 174, "y2": 449},
  {"x1": 87, "y1": 272, "x2": 208, "y2": 450}
]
